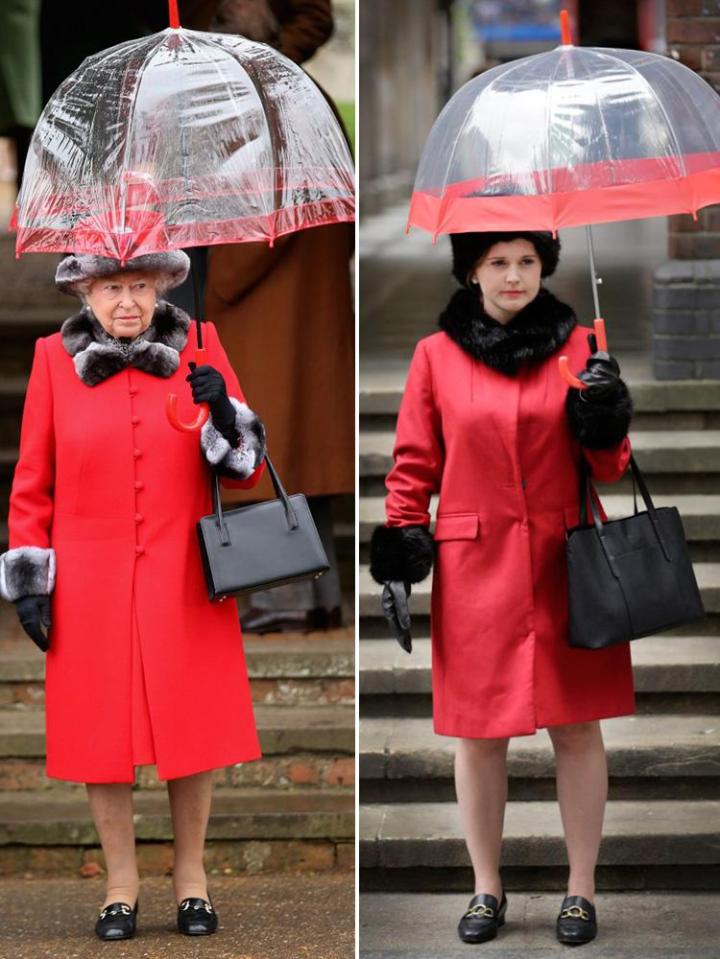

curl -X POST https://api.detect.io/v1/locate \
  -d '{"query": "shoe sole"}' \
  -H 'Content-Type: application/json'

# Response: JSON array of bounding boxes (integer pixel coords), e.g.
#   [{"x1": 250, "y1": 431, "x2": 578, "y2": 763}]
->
[
  {"x1": 557, "y1": 932, "x2": 597, "y2": 946},
  {"x1": 179, "y1": 928, "x2": 217, "y2": 936}
]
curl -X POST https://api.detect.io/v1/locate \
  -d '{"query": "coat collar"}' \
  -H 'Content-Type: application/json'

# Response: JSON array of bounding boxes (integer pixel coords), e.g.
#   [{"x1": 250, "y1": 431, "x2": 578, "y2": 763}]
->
[
  {"x1": 438, "y1": 287, "x2": 577, "y2": 375},
  {"x1": 60, "y1": 302, "x2": 191, "y2": 386}
]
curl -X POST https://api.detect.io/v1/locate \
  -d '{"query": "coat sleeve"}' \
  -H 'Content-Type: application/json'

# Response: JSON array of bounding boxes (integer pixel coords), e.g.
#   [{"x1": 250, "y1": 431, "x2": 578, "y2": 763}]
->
[
  {"x1": 199, "y1": 322, "x2": 267, "y2": 491},
  {"x1": 0, "y1": 339, "x2": 57, "y2": 601},
  {"x1": 369, "y1": 340, "x2": 442, "y2": 585},
  {"x1": 277, "y1": 0, "x2": 334, "y2": 64}
]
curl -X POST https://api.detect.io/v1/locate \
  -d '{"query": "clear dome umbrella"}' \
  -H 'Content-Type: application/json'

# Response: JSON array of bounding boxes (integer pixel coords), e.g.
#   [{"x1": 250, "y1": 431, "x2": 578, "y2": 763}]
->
[
  {"x1": 408, "y1": 12, "x2": 720, "y2": 386},
  {"x1": 12, "y1": 0, "x2": 354, "y2": 427}
]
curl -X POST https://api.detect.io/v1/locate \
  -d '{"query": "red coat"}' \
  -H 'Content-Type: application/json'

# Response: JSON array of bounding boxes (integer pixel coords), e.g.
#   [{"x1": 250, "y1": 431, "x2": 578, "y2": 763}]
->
[
  {"x1": 385, "y1": 324, "x2": 635, "y2": 739},
  {"x1": 8, "y1": 320, "x2": 263, "y2": 782}
]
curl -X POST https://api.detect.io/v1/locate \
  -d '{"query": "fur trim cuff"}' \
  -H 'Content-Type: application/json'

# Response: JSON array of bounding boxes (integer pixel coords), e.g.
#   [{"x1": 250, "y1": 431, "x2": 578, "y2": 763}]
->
[
  {"x1": 565, "y1": 380, "x2": 633, "y2": 449},
  {"x1": 200, "y1": 396, "x2": 266, "y2": 479},
  {"x1": 370, "y1": 525, "x2": 434, "y2": 585},
  {"x1": 0, "y1": 547, "x2": 56, "y2": 601}
]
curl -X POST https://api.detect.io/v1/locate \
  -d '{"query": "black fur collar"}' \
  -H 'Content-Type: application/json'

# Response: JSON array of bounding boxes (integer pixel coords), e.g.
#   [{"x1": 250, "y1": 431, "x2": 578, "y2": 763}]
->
[
  {"x1": 60, "y1": 302, "x2": 191, "y2": 386},
  {"x1": 438, "y1": 287, "x2": 577, "y2": 375}
]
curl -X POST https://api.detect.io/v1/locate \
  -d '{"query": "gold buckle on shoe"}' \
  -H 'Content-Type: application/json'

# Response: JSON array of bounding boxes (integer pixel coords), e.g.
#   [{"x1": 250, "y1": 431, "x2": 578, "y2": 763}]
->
[
  {"x1": 561, "y1": 906, "x2": 590, "y2": 921},
  {"x1": 466, "y1": 904, "x2": 495, "y2": 918}
]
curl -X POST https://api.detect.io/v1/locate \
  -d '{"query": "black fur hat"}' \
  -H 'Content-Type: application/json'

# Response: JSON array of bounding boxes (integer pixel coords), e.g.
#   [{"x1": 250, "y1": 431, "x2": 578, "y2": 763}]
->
[{"x1": 450, "y1": 231, "x2": 561, "y2": 287}]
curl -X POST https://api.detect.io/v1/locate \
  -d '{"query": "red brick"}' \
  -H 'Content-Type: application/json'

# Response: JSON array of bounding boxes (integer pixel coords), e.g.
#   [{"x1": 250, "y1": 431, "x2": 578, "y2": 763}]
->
[
  {"x1": 324, "y1": 757, "x2": 355, "y2": 787},
  {"x1": 79, "y1": 861, "x2": 104, "y2": 878},
  {"x1": 667, "y1": 18, "x2": 720, "y2": 44},
  {"x1": 336, "y1": 843, "x2": 355, "y2": 871},
  {"x1": 323, "y1": 679, "x2": 355, "y2": 704},
  {"x1": 205, "y1": 840, "x2": 336, "y2": 874},
  {"x1": 672, "y1": 43, "x2": 704, "y2": 69},
  {"x1": 701, "y1": 45, "x2": 720, "y2": 70},
  {"x1": 667, "y1": 0, "x2": 705, "y2": 16},
  {"x1": 0, "y1": 759, "x2": 50, "y2": 791},
  {"x1": 28, "y1": 847, "x2": 83, "y2": 876},
  {"x1": 288, "y1": 760, "x2": 319, "y2": 785}
]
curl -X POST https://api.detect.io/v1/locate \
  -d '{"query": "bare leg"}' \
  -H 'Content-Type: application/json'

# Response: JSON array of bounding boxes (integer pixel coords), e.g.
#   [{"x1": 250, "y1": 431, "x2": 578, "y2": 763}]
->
[
  {"x1": 454, "y1": 737, "x2": 510, "y2": 900},
  {"x1": 85, "y1": 783, "x2": 139, "y2": 909},
  {"x1": 548, "y1": 720, "x2": 608, "y2": 902},
  {"x1": 167, "y1": 770, "x2": 213, "y2": 902}
]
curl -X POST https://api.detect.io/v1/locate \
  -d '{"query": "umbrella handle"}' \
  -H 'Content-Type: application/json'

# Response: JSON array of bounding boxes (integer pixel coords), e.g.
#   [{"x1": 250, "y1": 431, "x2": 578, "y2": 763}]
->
[
  {"x1": 558, "y1": 318, "x2": 608, "y2": 389},
  {"x1": 167, "y1": 347, "x2": 210, "y2": 432}
]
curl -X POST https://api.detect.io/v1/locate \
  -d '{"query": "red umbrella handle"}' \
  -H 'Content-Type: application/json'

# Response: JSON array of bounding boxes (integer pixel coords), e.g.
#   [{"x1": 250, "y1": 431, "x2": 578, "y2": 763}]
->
[
  {"x1": 558, "y1": 318, "x2": 608, "y2": 389},
  {"x1": 167, "y1": 347, "x2": 210, "y2": 431}
]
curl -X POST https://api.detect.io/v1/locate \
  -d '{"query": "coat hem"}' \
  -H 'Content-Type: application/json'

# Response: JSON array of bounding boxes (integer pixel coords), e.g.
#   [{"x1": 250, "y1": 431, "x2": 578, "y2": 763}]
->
[
  {"x1": 433, "y1": 700, "x2": 636, "y2": 739},
  {"x1": 45, "y1": 747, "x2": 263, "y2": 784}
]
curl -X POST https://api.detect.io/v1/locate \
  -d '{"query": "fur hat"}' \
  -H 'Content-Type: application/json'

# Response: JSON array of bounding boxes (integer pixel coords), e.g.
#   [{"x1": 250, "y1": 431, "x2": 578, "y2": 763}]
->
[
  {"x1": 450, "y1": 231, "x2": 561, "y2": 287},
  {"x1": 55, "y1": 251, "x2": 191, "y2": 296}
]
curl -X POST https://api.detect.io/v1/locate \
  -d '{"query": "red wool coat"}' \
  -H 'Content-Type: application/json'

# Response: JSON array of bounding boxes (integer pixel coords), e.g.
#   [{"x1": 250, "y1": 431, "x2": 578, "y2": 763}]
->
[
  {"x1": 385, "y1": 324, "x2": 635, "y2": 739},
  {"x1": 8, "y1": 320, "x2": 263, "y2": 782}
]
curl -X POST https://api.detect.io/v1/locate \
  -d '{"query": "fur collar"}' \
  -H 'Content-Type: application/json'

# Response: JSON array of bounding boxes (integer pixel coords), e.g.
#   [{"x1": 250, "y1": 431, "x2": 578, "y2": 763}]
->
[
  {"x1": 438, "y1": 287, "x2": 577, "y2": 375},
  {"x1": 60, "y1": 302, "x2": 191, "y2": 386}
]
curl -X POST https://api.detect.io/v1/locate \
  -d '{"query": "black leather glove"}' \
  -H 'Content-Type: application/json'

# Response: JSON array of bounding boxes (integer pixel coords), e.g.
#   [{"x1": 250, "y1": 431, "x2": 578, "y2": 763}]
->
[
  {"x1": 381, "y1": 580, "x2": 412, "y2": 654},
  {"x1": 187, "y1": 363, "x2": 239, "y2": 444},
  {"x1": 577, "y1": 333, "x2": 622, "y2": 403},
  {"x1": 15, "y1": 595, "x2": 51, "y2": 652}
]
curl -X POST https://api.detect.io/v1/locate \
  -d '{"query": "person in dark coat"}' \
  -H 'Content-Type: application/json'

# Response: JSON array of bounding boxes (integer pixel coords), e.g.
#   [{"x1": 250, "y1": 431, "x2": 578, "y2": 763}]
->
[
  {"x1": 204, "y1": 0, "x2": 354, "y2": 634},
  {"x1": 370, "y1": 231, "x2": 634, "y2": 947}
]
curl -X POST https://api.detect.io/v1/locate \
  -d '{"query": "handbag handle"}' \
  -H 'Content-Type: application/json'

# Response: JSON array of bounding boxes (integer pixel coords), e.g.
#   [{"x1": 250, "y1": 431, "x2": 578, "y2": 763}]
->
[
  {"x1": 212, "y1": 453, "x2": 299, "y2": 546},
  {"x1": 579, "y1": 455, "x2": 672, "y2": 562}
]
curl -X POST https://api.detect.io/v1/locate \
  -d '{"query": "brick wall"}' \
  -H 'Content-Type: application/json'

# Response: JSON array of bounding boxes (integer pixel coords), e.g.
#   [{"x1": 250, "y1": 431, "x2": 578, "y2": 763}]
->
[{"x1": 654, "y1": 2, "x2": 720, "y2": 378}]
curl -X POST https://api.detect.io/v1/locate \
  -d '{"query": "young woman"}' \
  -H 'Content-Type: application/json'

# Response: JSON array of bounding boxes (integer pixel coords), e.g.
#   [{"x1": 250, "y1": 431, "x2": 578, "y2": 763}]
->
[{"x1": 370, "y1": 231, "x2": 634, "y2": 947}]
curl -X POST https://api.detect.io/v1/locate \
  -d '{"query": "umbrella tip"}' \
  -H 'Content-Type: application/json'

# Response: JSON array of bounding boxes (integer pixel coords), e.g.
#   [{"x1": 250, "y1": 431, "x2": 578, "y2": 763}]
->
[
  {"x1": 560, "y1": 9, "x2": 573, "y2": 46},
  {"x1": 168, "y1": 0, "x2": 181, "y2": 28}
]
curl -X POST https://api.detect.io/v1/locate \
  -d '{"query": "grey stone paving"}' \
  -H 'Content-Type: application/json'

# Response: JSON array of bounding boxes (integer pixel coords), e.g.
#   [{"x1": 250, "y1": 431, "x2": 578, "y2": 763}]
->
[{"x1": 360, "y1": 891, "x2": 720, "y2": 958}]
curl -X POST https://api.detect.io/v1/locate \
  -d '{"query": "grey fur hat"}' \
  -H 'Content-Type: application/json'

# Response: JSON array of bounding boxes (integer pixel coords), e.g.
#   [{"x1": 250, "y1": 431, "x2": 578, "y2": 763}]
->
[{"x1": 55, "y1": 251, "x2": 191, "y2": 296}]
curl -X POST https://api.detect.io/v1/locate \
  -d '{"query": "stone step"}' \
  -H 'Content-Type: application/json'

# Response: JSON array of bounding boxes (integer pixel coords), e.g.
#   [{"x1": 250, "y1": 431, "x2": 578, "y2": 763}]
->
[
  {"x1": 0, "y1": 787, "x2": 353, "y2": 846},
  {"x1": 358, "y1": 563, "x2": 720, "y2": 617},
  {"x1": 359, "y1": 430, "x2": 720, "y2": 479},
  {"x1": 0, "y1": 635, "x2": 356, "y2": 709},
  {"x1": 359, "y1": 891, "x2": 720, "y2": 956},
  {"x1": 360, "y1": 495, "x2": 720, "y2": 544},
  {"x1": 360, "y1": 799, "x2": 720, "y2": 890},
  {"x1": 0, "y1": 704, "x2": 354, "y2": 759},
  {"x1": 360, "y1": 714, "x2": 720, "y2": 795},
  {"x1": 359, "y1": 636, "x2": 720, "y2": 696}
]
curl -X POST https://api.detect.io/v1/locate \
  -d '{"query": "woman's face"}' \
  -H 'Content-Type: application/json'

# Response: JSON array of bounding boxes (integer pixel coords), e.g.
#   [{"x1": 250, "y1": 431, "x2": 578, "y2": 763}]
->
[
  {"x1": 85, "y1": 271, "x2": 158, "y2": 339},
  {"x1": 470, "y1": 239, "x2": 542, "y2": 324}
]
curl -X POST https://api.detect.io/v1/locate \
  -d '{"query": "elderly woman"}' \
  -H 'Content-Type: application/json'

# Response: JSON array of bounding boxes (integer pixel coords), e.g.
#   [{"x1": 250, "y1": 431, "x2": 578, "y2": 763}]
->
[
  {"x1": 370, "y1": 232, "x2": 634, "y2": 947},
  {"x1": 0, "y1": 251, "x2": 266, "y2": 940}
]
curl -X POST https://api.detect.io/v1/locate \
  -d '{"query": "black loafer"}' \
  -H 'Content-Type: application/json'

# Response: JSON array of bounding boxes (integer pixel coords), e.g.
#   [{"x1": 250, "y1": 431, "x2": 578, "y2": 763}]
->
[
  {"x1": 177, "y1": 897, "x2": 218, "y2": 936},
  {"x1": 556, "y1": 895, "x2": 597, "y2": 945},
  {"x1": 95, "y1": 901, "x2": 138, "y2": 940},
  {"x1": 457, "y1": 892, "x2": 507, "y2": 943}
]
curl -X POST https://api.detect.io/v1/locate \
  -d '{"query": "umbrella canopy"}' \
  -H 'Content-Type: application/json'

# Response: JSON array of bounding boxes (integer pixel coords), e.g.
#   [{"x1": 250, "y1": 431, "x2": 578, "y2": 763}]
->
[
  {"x1": 409, "y1": 45, "x2": 720, "y2": 237},
  {"x1": 13, "y1": 27, "x2": 355, "y2": 261}
]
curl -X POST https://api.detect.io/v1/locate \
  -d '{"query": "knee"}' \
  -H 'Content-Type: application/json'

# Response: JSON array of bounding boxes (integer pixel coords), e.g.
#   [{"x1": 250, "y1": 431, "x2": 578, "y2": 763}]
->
[
  {"x1": 456, "y1": 736, "x2": 510, "y2": 758},
  {"x1": 548, "y1": 721, "x2": 602, "y2": 753}
]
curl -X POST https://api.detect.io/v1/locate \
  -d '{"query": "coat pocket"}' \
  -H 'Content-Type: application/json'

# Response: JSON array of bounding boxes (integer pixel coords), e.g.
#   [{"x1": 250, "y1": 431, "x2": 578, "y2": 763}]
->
[{"x1": 434, "y1": 513, "x2": 480, "y2": 541}]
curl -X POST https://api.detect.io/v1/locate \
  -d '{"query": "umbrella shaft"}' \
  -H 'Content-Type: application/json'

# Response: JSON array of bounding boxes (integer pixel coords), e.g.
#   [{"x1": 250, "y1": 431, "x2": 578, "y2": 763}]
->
[{"x1": 585, "y1": 225, "x2": 602, "y2": 319}]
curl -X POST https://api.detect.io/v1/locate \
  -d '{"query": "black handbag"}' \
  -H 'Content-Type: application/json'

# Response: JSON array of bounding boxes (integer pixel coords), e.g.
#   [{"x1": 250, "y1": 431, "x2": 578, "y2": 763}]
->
[
  {"x1": 196, "y1": 455, "x2": 330, "y2": 601},
  {"x1": 565, "y1": 455, "x2": 705, "y2": 648}
]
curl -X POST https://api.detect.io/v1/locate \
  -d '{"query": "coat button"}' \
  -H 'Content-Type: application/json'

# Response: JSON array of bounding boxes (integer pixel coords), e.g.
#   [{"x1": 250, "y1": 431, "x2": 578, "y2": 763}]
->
[
  {"x1": 134, "y1": 480, "x2": 144, "y2": 491},
  {"x1": 131, "y1": 416, "x2": 140, "y2": 425},
  {"x1": 129, "y1": 387, "x2": 138, "y2": 396},
  {"x1": 135, "y1": 545, "x2": 144, "y2": 556},
  {"x1": 135, "y1": 513, "x2": 143, "y2": 524},
  {"x1": 133, "y1": 448, "x2": 142, "y2": 459}
]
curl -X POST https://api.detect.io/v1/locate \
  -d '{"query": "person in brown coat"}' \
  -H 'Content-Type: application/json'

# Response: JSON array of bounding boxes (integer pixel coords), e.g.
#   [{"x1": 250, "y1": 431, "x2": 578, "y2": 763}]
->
[{"x1": 204, "y1": 0, "x2": 354, "y2": 633}]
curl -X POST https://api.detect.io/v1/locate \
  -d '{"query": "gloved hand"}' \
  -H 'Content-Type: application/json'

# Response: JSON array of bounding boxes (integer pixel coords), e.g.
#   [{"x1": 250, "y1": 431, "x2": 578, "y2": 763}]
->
[
  {"x1": 577, "y1": 332, "x2": 622, "y2": 403},
  {"x1": 15, "y1": 595, "x2": 51, "y2": 652},
  {"x1": 381, "y1": 580, "x2": 413, "y2": 654},
  {"x1": 187, "y1": 363, "x2": 239, "y2": 444}
]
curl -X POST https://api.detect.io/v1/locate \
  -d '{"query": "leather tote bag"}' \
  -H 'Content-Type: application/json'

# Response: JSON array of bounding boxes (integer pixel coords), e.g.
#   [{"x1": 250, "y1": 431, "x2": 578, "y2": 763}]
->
[
  {"x1": 197, "y1": 455, "x2": 329, "y2": 601},
  {"x1": 565, "y1": 455, "x2": 705, "y2": 648}
]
